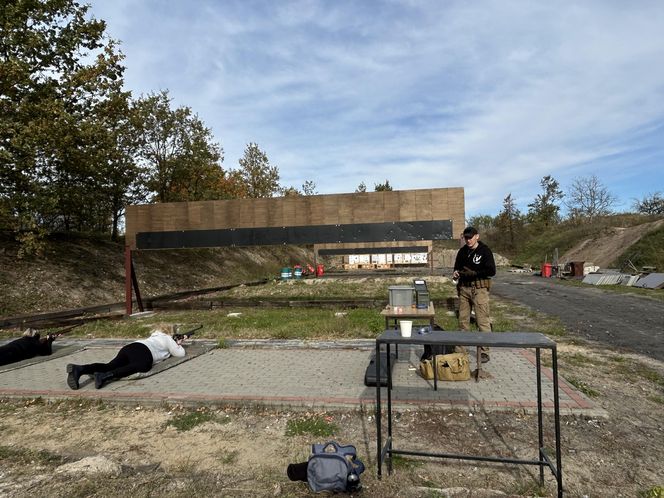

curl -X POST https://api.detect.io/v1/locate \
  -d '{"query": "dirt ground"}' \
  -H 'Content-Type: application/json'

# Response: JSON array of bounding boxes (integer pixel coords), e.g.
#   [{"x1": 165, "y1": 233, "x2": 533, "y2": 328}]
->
[
  {"x1": 1, "y1": 302, "x2": 662, "y2": 497},
  {"x1": 1, "y1": 231, "x2": 663, "y2": 497},
  {"x1": 559, "y1": 218, "x2": 664, "y2": 269}
]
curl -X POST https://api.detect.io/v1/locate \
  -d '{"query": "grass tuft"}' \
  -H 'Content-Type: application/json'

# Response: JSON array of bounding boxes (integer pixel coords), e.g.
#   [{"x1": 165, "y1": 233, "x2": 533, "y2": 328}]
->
[
  {"x1": 285, "y1": 415, "x2": 337, "y2": 437},
  {"x1": 566, "y1": 377, "x2": 600, "y2": 398},
  {"x1": 166, "y1": 410, "x2": 217, "y2": 431},
  {"x1": 639, "y1": 485, "x2": 664, "y2": 498}
]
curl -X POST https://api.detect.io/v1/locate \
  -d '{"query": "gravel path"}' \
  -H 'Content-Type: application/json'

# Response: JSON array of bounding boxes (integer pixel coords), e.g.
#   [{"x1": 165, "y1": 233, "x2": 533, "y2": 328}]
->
[{"x1": 491, "y1": 270, "x2": 664, "y2": 361}]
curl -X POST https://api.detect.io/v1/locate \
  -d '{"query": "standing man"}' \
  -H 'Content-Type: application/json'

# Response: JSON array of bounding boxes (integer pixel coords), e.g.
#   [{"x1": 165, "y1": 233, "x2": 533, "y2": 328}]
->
[{"x1": 453, "y1": 226, "x2": 496, "y2": 363}]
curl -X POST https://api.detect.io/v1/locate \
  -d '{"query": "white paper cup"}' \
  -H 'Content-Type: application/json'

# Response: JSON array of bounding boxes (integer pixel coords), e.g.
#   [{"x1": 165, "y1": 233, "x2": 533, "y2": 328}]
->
[{"x1": 399, "y1": 320, "x2": 412, "y2": 337}]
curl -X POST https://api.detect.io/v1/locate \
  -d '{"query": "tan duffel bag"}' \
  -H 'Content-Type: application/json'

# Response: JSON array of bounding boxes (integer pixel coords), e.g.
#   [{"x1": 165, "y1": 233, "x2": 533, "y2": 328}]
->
[{"x1": 419, "y1": 352, "x2": 470, "y2": 381}]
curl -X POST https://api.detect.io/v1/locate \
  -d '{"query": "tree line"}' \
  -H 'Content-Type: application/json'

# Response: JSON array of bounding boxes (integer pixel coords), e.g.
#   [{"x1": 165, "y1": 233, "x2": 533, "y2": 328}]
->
[
  {"x1": 2, "y1": 2, "x2": 662, "y2": 258},
  {"x1": 0, "y1": 1, "x2": 315, "y2": 254},
  {"x1": 469, "y1": 175, "x2": 663, "y2": 257}
]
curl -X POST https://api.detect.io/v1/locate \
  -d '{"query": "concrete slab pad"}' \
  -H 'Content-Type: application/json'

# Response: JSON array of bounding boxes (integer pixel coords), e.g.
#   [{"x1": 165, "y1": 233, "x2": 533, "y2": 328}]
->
[{"x1": 0, "y1": 339, "x2": 603, "y2": 417}]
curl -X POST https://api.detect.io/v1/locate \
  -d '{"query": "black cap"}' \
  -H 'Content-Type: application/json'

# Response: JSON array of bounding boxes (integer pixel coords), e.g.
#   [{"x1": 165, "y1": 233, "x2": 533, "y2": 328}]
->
[{"x1": 463, "y1": 226, "x2": 478, "y2": 236}]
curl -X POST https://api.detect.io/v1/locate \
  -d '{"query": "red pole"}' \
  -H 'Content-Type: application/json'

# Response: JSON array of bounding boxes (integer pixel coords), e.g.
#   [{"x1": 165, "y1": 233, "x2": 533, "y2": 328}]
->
[{"x1": 125, "y1": 245, "x2": 133, "y2": 316}]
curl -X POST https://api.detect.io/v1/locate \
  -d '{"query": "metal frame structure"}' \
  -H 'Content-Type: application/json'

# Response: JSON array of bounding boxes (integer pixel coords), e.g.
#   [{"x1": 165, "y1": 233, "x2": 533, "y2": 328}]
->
[{"x1": 375, "y1": 330, "x2": 563, "y2": 498}]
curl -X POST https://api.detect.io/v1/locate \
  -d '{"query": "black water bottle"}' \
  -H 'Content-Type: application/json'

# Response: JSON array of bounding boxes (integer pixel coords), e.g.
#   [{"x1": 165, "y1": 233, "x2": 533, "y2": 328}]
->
[{"x1": 347, "y1": 471, "x2": 360, "y2": 491}]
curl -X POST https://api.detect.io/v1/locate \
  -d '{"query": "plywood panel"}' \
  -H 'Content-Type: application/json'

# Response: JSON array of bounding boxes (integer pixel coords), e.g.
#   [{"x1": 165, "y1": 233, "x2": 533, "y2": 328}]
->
[
  {"x1": 187, "y1": 202, "x2": 204, "y2": 230},
  {"x1": 252, "y1": 198, "x2": 270, "y2": 228},
  {"x1": 362, "y1": 191, "x2": 385, "y2": 223},
  {"x1": 197, "y1": 200, "x2": 215, "y2": 228},
  {"x1": 282, "y1": 197, "x2": 299, "y2": 226},
  {"x1": 308, "y1": 195, "x2": 325, "y2": 225},
  {"x1": 382, "y1": 191, "x2": 400, "y2": 221},
  {"x1": 323, "y1": 195, "x2": 340, "y2": 225},
  {"x1": 291, "y1": 196, "x2": 309, "y2": 226},
  {"x1": 266, "y1": 197, "x2": 283, "y2": 227},
  {"x1": 430, "y1": 188, "x2": 448, "y2": 220},
  {"x1": 415, "y1": 189, "x2": 433, "y2": 220},
  {"x1": 398, "y1": 190, "x2": 417, "y2": 220},
  {"x1": 337, "y1": 193, "x2": 354, "y2": 225}
]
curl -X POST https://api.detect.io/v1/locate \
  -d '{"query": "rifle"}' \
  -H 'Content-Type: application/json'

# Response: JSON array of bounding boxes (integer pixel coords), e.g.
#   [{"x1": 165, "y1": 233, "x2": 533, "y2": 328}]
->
[
  {"x1": 173, "y1": 324, "x2": 203, "y2": 342},
  {"x1": 45, "y1": 323, "x2": 83, "y2": 340}
]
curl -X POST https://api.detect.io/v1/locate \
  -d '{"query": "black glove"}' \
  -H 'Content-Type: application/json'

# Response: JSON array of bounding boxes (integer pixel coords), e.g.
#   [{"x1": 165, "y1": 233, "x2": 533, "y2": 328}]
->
[{"x1": 459, "y1": 267, "x2": 478, "y2": 278}]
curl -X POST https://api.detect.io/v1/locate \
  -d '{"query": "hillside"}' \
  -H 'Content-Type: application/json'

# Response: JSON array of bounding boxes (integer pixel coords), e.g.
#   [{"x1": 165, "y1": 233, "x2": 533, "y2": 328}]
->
[
  {"x1": 560, "y1": 218, "x2": 664, "y2": 268},
  {"x1": 2, "y1": 216, "x2": 662, "y2": 318},
  {"x1": 0, "y1": 233, "x2": 316, "y2": 318},
  {"x1": 501, "y1": 215, "x2": 664, "y2": 271}
]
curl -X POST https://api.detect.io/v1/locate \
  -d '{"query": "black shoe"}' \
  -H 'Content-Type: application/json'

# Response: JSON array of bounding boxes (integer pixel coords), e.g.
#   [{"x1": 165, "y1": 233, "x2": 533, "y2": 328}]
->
[
  {"x1": 66, "y1": 364, "x2": 83, "y2": 390},
  {"x1": 480, "y1": 353, "x2": 490, "y2": 364},
  {"x1": 94, "y1": 372, "x2": 114, "y2": 389}
]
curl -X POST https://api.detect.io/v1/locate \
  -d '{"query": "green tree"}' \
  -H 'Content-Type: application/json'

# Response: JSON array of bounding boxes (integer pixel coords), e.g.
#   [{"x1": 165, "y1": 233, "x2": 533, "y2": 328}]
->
[
  {"x1": 355, "y1": 181, "x2": 367, "y2": 193},
  {"x1": 0, "y1": 0, "x2": 111, "y2": 237},
  {"x1": 280, "y1": 180, "x2": 318, "y2": 197},
  {"x1": 237, "y1": 142, "x2": 280, "y2": 198},
  {"x1": 565, "y1": 174, "x2": 617, "y2": 223},
  {"x1": 132, "y1": 90, "x2": 226, "y2": 203},
  {"x1": 467, "y1": 214, "x2": 495, "y2": 234},
  {"x1": 374, "y1": 179, "x2": 393, "y2": 191},
  {"x1": 301, "y1": 180, "x2": 317, "y2": 196},
  {"x1": 494, "y1": 193, "x2": 524, "y2": 252},
  {"x1": 88, "y1": 50, "x2": 145, "y2": 239},
  {"x1": 527, "y1": 175, "x2": 563, "y2": 227}
]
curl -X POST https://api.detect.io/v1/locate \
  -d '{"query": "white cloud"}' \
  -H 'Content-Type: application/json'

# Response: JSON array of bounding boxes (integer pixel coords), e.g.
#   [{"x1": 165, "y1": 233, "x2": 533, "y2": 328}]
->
[{"x1": 89, "y1": 0, "x2": 664, "y2": 216}]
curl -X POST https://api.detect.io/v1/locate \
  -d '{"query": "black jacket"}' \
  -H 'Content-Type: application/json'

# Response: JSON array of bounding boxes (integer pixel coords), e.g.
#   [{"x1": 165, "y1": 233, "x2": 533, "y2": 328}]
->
[
  {"x1": 454, "y1": 241, "x2": 496, "y2": 283},
  {"x1": 0, "y1": 335, "x2": 53, "y2": 366}
]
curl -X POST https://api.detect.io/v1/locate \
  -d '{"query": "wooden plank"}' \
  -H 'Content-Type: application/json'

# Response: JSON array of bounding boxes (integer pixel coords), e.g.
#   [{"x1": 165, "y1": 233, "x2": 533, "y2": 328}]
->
[
  {"x1": 398, "y1": 190, "x2": 417, "y2": 220},
  {"x1": 323, "y1": 194, "x2": 340, "y2": 225},
  {"x1": 267, "y1": 197, "x2": 284, "y2": 227},
  {"x1": 309, "y1": 195, "x2": 325, "y2": 225},
  {"x1": 383, "y1": 191, "x2": 400, "y2": 221},
  {"x1": 415, "y1": 189, "x2": 433, "y2": 220},
  {"x1": 252, "y1": 198, "x2": 270, "y2": 228},
  {"x1": 282, "y1": 196, "x2": 299, "y2": 226},
  {"x1": 293, "y1": 196, "x2": 311, "y2": 226}
]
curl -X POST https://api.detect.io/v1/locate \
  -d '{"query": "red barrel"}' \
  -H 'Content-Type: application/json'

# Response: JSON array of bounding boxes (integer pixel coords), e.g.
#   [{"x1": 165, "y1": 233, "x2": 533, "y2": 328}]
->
[
  {"x1": 316, "y1": 264, "x2": 324, "y2": 277},
  {"x1": 541, "y1": 263, "x2": 552, "y2": 278}
]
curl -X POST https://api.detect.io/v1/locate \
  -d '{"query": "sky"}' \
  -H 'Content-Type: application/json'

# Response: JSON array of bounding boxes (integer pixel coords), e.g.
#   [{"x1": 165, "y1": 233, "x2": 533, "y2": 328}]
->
[{"x1": 86, "y1": 0, "x2": 664, "y2": 218}]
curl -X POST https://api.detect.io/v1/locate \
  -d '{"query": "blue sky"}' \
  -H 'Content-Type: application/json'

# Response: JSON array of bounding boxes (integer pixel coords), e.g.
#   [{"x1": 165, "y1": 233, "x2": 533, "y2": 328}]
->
[{"x1": 87, "y1": 0, "x2": 664, "y2": 218}]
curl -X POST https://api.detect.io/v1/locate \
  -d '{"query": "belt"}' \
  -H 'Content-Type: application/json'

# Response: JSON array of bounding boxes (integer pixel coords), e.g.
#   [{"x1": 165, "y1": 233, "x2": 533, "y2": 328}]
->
[{"x1": 460, "y1": 279, "x2": 491, "y2": 288}]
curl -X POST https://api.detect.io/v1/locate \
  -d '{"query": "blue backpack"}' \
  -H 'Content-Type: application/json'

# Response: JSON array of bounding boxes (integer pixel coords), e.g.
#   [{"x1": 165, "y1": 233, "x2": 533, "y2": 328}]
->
[{"x1": 307, "y1": 441, "x2": 365, "y2": 493}]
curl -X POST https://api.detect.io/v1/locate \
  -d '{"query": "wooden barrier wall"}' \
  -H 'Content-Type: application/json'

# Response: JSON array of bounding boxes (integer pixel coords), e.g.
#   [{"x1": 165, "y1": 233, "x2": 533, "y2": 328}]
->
[{"x1": 125, "y1": 187, "x2": 465, "y2": 250}]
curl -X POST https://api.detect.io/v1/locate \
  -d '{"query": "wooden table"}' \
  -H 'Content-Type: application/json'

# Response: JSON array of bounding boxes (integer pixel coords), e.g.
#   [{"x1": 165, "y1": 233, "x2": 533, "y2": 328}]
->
[
  {"x1": 380, "y1": 303, "x2": 436, "y2": 330},
  {"x1": 375, "y1": 329, "x2": 563, "y2": 498}
]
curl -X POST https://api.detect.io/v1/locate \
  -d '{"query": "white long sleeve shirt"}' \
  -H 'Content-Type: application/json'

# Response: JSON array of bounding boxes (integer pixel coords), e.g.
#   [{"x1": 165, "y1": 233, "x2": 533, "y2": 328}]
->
[{"x1": 136, "y1": 331, "x2": 185, "y2": 364}]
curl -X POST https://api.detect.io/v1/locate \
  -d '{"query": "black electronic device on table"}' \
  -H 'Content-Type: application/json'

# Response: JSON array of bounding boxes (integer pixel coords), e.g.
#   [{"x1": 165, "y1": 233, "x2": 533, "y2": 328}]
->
[{"x1": 413, "y1": 279, "x2": 429, "y2": 309}]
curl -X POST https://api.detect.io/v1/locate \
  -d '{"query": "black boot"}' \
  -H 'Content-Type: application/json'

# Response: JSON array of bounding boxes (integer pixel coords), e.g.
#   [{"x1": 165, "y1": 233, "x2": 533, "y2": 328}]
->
[
  {"x1": 94, "y1": 371, "x2": 114, "y2": 389},
  {"x1": 66, "y1": 364, "x2": 83, "y2": 390}
]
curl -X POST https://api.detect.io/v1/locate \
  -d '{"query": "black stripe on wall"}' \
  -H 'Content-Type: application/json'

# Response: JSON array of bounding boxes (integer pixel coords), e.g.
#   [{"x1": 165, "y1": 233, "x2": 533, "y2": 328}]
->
[{"x1": 136, "y1": 220, "x2": 453, "y2": 250}]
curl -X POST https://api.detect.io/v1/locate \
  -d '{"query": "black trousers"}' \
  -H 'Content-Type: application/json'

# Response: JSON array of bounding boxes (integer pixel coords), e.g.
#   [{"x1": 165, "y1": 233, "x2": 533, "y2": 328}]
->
[{"x1": 78, "y1": 342, "x2": 153, "y2": 379}]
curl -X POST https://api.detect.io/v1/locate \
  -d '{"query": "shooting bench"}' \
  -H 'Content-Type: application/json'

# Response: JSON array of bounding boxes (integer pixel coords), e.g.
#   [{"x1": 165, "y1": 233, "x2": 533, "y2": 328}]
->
[{"x1": 375, "y1": 329, "x2": 563, "y2": 498}]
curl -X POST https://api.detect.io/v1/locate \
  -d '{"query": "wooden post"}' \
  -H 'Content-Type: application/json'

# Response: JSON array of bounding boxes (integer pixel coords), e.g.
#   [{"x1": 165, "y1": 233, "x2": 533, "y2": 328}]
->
[
  {"x1": 125, "y1": 245, "x2": 133, "y2": 316},
  {"x1": 125, "y1": 246, "x2": 144, "y2": 316}
]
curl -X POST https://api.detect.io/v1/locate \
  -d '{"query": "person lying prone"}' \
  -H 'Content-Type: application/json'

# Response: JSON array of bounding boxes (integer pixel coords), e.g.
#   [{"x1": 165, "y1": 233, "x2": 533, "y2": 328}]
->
[{"x1": 66, "y1": 323, "x2": 190, "y2": 390}]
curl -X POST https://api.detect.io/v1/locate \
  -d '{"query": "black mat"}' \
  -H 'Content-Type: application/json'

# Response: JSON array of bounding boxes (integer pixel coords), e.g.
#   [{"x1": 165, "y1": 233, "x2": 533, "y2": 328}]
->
[
  {"x1": 123, "y1": 342, "x2": 216, "y2": 380},
  {"x1": 0, "y1": 344, "x2": 85, "y2": 373}
]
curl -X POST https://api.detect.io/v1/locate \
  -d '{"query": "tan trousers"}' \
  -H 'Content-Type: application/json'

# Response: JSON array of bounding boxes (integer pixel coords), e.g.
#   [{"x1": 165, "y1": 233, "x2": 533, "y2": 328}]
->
[{"x1": 458, "y1": 285, "x2": 491, "y2": 352}]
